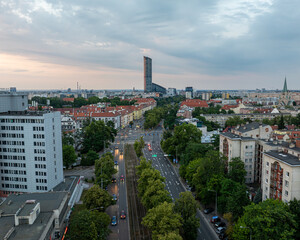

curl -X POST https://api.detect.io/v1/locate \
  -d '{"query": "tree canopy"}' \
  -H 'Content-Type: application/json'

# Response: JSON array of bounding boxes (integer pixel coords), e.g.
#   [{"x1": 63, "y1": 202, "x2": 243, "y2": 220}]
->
[
  {"x1": 233, "y1": 199, "x2": 297, "y2": 240},
  {"x1": 142, "y1": 202, "x2": 182, "y2": 240},
  {"x1": 62, "y1": 145, "x2": 77, "y2": 169},
  {"x1": 82, "y1": 120, "x2": 117, "y2": 153},
  {"x1": 83, "y1": 184, "x2": 113, "y2": 211}
]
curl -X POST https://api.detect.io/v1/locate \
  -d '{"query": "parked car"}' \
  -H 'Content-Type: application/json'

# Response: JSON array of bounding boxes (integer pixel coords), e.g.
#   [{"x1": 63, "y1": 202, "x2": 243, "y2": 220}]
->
[
  {"x1": 216, "y1": 227, "x2": 226, "y2": 234},
  {"x1": 114, "y1": 160, "x2": 118, "y2": 165},
  {"x1": 120, "y1": 210, "x2": 126, "y2": 219},
  {"x1": 211, "y1": 216, "x2": 221, "y2": 223},
  {"x1": 204, "y1": 208, "x2": 214, "y2": 214},
  {"x1": 111, "y1": 216, "x2": 117, "y2": 226},
  {"x1": 219, "y1": 232, "x2": 227, "y2": 240},
  {"x1": 215, "y1": 222, "x2": 226, "y2": 228}
]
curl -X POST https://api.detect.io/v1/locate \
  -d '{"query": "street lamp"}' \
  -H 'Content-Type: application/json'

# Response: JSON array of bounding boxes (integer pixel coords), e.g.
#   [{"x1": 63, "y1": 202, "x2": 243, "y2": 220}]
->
[
  {"x1": 208, "y1": 189, "x2": 218, "y2": 215},
  {"x1": 240, "y1": 226, "x2": 252, "y2": 240}
]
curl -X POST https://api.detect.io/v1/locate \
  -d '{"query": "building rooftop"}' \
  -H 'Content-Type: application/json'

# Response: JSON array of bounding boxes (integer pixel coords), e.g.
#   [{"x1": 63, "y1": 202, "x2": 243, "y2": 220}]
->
[
  {"x1": 220, "y1": 132, "x2": 254, "y2": 140},
  {"x1": 0, "y1": 192, "x2": 68, "y2": 240},
  {"x1": 235, "y1": 122, "x2": 267, "y2": 133},
  {"x1": 17, "y1": 201, "x2": 38, "y2": 217},
  {"x1": 265, "y1": 150, "x2": 300, "y2": 166}
]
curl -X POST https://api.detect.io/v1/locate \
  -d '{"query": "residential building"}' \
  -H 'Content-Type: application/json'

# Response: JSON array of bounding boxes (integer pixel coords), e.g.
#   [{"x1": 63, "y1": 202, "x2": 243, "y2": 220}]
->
[
  {"x1": 220, "y1": 122, "x2": 273, "y2": 183},
  {"x1": 262, "y1": 140, "x2": 300, "y2": 202}
]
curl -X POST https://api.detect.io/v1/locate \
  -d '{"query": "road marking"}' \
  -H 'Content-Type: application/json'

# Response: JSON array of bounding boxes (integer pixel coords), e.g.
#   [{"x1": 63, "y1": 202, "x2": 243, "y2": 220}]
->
[
  {"x1": 171, "y1": 172, "x2": 174, "y2": 175},
  {"x1": 169, "y1": 181, "x2": 171, "y2": 185}
]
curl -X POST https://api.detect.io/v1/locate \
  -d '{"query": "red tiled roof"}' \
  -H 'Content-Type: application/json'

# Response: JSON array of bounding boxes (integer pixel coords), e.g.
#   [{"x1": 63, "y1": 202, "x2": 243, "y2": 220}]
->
[{"x1": 180, "y1": 99, "x2": 208, "y2": 108}]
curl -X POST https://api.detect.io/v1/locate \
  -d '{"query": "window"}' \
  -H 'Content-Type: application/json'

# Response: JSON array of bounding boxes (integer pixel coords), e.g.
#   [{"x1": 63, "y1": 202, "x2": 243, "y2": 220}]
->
[
  {"x1": 266, "y1": 162, "x2": 269, "y2": 167},
  {"x1": 286, "y1": 171, "x2": 290, "y2": 177},
  {"x1": 266, "y1": 170, "x2": 269, "y2": 175},
  {"x1": 285, "y1": 190, "x2": 288, "y2": 196},
  {"x1": 285, "y1": 180, "x2": 289, "y2": 187},
  {"x1": 265, "y1": 186, "x2": 268, "y2": 191},
  {"x1": 265, "y1": 178, "x2": 269, "y2": 183}
]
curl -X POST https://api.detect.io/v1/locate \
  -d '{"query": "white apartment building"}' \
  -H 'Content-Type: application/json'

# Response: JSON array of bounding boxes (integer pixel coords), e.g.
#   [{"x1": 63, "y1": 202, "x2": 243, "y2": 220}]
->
[
  {"x1": 220, "y1": 122, "x2": 272, "y2": 183},
  {"x1": 90, "y1": 112, "x2": 121, "y2": 129},
  {"x1": 0, "y1": 110, "x2": 64, "y2": 197},
  {"x1": 262, "y1": 140, "x2": 300, "y2": 202}
]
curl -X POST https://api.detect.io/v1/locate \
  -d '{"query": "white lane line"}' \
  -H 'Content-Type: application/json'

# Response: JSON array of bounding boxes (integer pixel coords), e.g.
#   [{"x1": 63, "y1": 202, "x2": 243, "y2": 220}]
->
[{"x1": 169, "y1": 181, "x2": 172, "y2": 185}]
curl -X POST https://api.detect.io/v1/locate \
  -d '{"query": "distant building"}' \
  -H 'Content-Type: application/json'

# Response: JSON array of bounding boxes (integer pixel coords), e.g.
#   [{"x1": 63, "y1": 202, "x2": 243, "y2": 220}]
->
[
  {"x1": 185, "y1": 91, "x2": 192, "y2": 99},
  {"x1": 143, "y1": 56, "x2": 166, "y2": 94},
  {"x1": 144, "y1": 56, "x2": 152, "y2": 93},
  {"x1": 202, "y1": 92, "x2": 212, "y2": 101},
  {"x1": 185, "y1": 87, "x2": 193, "y2": 98},
  {"x1": 167, "y1": 88, "x2": 177, "y2": 96}
]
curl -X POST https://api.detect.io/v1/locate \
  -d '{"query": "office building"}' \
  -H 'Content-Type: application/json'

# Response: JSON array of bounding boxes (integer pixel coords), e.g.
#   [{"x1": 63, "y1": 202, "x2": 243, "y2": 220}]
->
[
  {"x1": 143, "y1": 56, "x2": 166, "y2": 94},
  {"x1": 0, "y1": 91, "x2": 64, "y2": 197},
  {"x1": 144, "y1": 56, "x2": 152, "y2": 93}
]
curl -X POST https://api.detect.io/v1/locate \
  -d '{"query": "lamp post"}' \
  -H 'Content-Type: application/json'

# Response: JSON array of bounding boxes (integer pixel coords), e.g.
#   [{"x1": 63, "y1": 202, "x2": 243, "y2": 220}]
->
[
  {"x1": 240, "y1": 226, "x2": 252, "y2": 240},
  {"x1": 208, "y1": 189, "x2": 218, "y2": 215}
]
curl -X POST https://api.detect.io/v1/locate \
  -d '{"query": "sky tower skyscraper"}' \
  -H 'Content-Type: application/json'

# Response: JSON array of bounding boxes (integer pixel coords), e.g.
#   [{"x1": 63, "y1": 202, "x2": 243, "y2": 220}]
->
[{"x1": 144, "y1": 56, "x2": 152, "y2": 92}]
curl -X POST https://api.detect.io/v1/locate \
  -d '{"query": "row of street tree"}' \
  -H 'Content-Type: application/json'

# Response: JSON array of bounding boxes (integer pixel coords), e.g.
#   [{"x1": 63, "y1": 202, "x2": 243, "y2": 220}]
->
[{"x1": 134, "y1": 139, "x2": 199, "y2": 240}]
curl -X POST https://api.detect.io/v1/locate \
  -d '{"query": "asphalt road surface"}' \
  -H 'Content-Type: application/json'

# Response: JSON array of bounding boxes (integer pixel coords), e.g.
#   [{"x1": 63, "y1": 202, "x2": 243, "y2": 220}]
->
[{"x1": 107, "y1": 144, "x2": 130, "y2": 240}]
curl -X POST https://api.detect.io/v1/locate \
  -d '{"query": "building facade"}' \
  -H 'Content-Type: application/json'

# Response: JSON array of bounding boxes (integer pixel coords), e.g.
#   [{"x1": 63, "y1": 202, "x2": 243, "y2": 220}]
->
[
  {"x1": 144, "y1": 56, "x2": 152, "y2": 93},
  {"x1": 0, "y1": 111, "x2": 64, "y2": 197}
]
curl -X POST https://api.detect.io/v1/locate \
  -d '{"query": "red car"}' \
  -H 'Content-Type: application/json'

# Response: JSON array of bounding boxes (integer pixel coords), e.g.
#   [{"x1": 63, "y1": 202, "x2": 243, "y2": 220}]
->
[
  {"x1": 120, "y1": 175, "x2": 125, "y2": 182},
  {"x1": 120, "y1": 210, "x2": 126, "y2": 219}
]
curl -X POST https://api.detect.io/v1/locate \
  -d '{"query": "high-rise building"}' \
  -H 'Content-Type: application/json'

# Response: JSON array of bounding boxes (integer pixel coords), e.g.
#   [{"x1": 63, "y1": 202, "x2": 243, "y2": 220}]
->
[
  {"x1": 0, "y1": 91, "x2": 63, "y2": 197},
  {"x1": 144, "y1": 56, "x2": 152, "y2": 93}
]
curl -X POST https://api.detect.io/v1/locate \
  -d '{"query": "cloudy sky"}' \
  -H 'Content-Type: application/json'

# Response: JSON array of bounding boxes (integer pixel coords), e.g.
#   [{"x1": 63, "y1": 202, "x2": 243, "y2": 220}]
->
[{"x1": 0, "y1": 0, "x2": 299, "y2": 90}]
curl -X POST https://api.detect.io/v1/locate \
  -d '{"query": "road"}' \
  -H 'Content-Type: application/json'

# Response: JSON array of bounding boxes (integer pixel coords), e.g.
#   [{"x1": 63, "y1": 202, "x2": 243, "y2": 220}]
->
[
  {"x1": 142, "y1": 126, "x2": 219, "y2": 240},
  {"x1": 107, "y1": 143, "x2": 130, "y2": 240}
]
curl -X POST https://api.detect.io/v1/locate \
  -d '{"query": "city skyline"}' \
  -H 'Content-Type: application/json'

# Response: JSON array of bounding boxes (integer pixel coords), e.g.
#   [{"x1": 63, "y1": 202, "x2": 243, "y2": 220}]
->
[{"x1": 1, "y1": 1, "x2": 300, "y2": 90}]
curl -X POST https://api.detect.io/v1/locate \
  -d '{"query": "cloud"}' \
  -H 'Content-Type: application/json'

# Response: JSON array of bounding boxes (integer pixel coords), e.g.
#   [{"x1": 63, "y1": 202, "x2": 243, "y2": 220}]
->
[{"x1": 0, "y1": 0, "x2": 299, "y2": 90}]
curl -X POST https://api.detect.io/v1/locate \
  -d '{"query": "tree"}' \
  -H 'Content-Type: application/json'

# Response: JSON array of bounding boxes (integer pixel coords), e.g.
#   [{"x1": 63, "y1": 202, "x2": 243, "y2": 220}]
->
[
  {"x1": 137, "y1": 168, "x2": 165, "y2": 198},
  {"x1": 174, "y1": 192, "x2": 199, "y2": 240},
  {"x1": 181, "y1": 143, "x2": 213, "y2": 166},
  {"x1": 288, "y1": 199, "x2": 300, "y2": 239},
  {"x1": 141, "y1": 179, "x2": 172, "y2": 209},
  {"x1": 81, "y1": 150, "x2": 99, "y2": 166},
  {"x1": 278, "y1": 114, "x2": 285, "y2": 130},
  {"x1": 68, "y1": 210, "x2": 98, "y2": 240},
  {"x1": 161, "y1": 124, "x2": 202, "y2": 161},
  {"x1": 233, "y1": 199, "x2": 297, "y2": 240},
  {"x1": 62, "y1": 132, "x2": 75, "y2": 146},
  {"x1": 218, "y1": 178, "x2": 250, "y2": 219},
  {"x1": 95, "y1": 153, "x2": 117, "y2": 187},
  {"x1": 228, "y1": 157, "x2": 247, "y2": 184},
  {"x1": 225, "y1": 116, "x2": 246, "y2": 127},
  {"x1": 91, "y1": 211, "x2": 111, "y2": 239},
  {"x1": 253, "y1": 188, "x2": 262, "y2": 204},
  {"x1": 134, "y1": 138, "x2": 143, "y2": 158},
  {"x1": 82, "y1": 120, "x2": 116, "y2": 153},
  {"x1": 83, "y1": 185, "x2": 113, "y2": 211},
  {"x1": 192, "y1": 151, "x2": 227, "y2": 191},
  {"x1": 142, "y1": 202, "x2": 182, "y2": 240},
  {"x1": 62, "y1": 145, "x2": 77, "y2": 169},
  {"x1": 157, "y1": 232, "x2": 183, "y2": 240},
  {"x1": 136, "y1": 157, "x2": 152, "y2": 176}
]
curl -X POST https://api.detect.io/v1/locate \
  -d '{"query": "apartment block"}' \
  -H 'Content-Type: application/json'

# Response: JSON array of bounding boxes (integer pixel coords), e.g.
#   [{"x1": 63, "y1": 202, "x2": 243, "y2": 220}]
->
[
  {"x1": 220, "y1": 122, "x2": 272, "y2": 183},
  {"x1": 262, "y1": 140, "x2": 300, "y2": 202}
]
